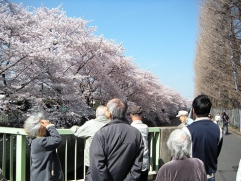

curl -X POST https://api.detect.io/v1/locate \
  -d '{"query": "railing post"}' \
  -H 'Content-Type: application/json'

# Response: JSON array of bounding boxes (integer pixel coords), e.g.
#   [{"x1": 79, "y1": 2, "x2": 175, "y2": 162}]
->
[
  {"x1": 74, "y1": 137, "x2": 77, "y2": 180},
  {"x1": 10, "y1": 135, "x2": 14, "y2": 181},
  {"x1": 1, "y1": 134, "x2": 6, "y2": 176},
  {"x1": 83, "y1": 139, "x2": 86, "y2": 179},
  {"x1": 65, "y1": 136, "x2": 68, "y2": 181},
  {"x1": 16, "y1": 134, "x2": 26, "y2": 181},
  {"x1": 155, "y1": 129, "x2": 160, "y2": 171},
  {"x1": 149, "y1": 132, "x2": 154, "y2": 172}
]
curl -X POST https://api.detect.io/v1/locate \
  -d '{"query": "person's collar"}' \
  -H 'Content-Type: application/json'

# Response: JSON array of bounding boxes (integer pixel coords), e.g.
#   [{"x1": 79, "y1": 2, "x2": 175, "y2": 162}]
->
[
  {"x1": 36, "y1": 135, "x2": 44, "y2": 138},
  {"x1": 95, "y1": 115, "x2": 109, "y2": 121},
  {"x1": 131, "y1": 120, "x2": 142, "y2": 124},
  {"x1": 171, "y1": 154, "x2": 189, "y2": 160},
  {"x1": 195, "y1": 117, "x2": 209, "y2": 121},
  {"x1": 109, "y1": 118, "x2": 130, "y2": 125}
]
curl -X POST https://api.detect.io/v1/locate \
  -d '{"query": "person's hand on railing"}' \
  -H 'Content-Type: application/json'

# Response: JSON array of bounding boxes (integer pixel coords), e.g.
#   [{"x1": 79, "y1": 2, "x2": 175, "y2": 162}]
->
[{"x1": 70, "y1": 125, "x2": 79, "y2": 133}]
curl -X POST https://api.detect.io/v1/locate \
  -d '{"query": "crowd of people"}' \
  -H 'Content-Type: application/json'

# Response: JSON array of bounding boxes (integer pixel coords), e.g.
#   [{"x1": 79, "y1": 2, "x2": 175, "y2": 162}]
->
[{"x1": 23, "y1": 95, "x2": 233, "y2": 181}]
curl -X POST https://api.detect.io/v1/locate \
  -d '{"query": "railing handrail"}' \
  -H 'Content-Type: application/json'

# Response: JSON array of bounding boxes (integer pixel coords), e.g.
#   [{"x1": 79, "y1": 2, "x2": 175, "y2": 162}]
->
[
  {"x1": 0, "y1": 126, "x2": 164, "y2": 134},
  {"x1": 0, "y1": 127, "x2": 27, "y2": 135}
]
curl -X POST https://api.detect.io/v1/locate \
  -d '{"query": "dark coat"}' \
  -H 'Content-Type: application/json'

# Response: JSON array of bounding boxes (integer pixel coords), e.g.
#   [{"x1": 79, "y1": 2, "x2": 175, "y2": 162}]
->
[
  {"x1": 30, "y1": 125, "x2": 63, "y2": 181},
  {"x1": 86, "y1": 118, "x2": 144, "y2": 181}
]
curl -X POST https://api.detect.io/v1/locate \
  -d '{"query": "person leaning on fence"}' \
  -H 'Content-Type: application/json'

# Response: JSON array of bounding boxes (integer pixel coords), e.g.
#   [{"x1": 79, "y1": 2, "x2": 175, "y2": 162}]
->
[
  {"x1": 24, "y1": 113, "x2": 63, "y2": 181},
  {"x1": 86, "y1": 98, "x2": 144, "y2": 181},
  {"x1": 70, "y1": 105, "x2": 109, "y2": 170},
  {"x1": 155, "y1": 129, "x2": 207, "y2": 181}
]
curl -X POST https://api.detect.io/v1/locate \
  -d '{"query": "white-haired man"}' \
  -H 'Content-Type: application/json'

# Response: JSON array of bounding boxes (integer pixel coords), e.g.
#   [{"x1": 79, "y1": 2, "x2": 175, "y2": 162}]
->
[
  {"x1": 86, "y1": 98, "x2": 144, "y2": 181},
  {"x1": 70, "y1": 105, "x2": 109, "y2": 170}
]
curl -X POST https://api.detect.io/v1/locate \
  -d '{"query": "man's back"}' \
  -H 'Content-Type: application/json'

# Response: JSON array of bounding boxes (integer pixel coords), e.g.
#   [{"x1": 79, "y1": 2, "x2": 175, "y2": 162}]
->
[
  {"x1": 183, "y1": 119, "x2": 222, "y2": 175},
  {"x1": 89, "y1": 118, "x2": 144, "y2": 181},
  {"x1": 74, "y1": 116, "x2": 109, "y2": 138},
  {"x1": 73, "y1": 115, "x2": 109, "y2": 166},
  {"x1": 131, "y1": 120, "x2": 149, "y2": 171}
]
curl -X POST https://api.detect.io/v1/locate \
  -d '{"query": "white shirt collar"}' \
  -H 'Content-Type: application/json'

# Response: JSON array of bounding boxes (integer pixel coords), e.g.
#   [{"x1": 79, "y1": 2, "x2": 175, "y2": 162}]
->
[
  {"x1": 195, "y1": 117, "x2": 209, "y2": 122},
  {"x1": 131, "y1": 120, "x2": 142, "y2": 124}
]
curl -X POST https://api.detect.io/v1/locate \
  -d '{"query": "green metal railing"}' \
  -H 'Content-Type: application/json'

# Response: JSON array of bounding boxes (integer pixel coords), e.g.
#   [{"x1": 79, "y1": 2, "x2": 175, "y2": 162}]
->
[
  {"x1": 148, "y1": 127, "x2": 160, "y2": 174},
  {"x1": 0, "y1": 127, "x2": 161, "y2": 181}
]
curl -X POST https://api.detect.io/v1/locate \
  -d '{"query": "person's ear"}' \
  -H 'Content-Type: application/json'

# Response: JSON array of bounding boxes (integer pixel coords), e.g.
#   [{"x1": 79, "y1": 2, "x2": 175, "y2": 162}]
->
[
  {"x1": 105, "y1": 109, "x2": 111, "y2": 120},
  {"x1": 108, "y1": 112, "x2": 113, "y2": 120},
  {"x1": 192, "y1": 109, "x2": 197, "y2": 119}
]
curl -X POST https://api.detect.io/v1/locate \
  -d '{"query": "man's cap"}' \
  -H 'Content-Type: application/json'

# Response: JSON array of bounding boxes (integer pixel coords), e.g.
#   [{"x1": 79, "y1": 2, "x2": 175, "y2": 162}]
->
[
  {"x1": 176, "y1": 110, "x2": 188, "y2": 117},
  {"x1": 128, "y1": 106, "x2": 143, "y2": 115}
]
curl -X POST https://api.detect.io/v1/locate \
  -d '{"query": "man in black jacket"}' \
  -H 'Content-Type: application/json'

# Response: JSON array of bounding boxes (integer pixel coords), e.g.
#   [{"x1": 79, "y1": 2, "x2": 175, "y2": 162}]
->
[{"x1": 86, "y1": 98, "x2": 144, "y2": 181}]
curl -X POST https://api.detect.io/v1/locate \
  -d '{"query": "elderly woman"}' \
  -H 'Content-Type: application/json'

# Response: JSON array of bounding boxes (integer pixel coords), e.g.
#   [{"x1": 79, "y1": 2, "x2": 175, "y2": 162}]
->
[
  {"x1": 24, "y1": 113, "x2": 63, "y2": 181},
  {"x1": 156, "y1": 129, "x2": 207, "y2": 181}
]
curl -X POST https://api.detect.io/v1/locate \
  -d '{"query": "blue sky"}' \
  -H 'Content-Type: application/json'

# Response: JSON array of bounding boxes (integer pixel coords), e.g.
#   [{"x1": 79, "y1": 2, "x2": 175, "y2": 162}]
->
[{"x1": 11, "y1": 0, "x2": 199, "y2": 100}]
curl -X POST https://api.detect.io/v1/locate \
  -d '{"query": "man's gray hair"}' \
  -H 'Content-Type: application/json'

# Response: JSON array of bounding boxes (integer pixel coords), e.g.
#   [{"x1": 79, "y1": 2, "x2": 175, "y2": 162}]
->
[
  {"x1": 95, "y1": 105, "x2": 107, "y2": 117},
  {"x1": 167, "y1": 129, "x2": 191, "y2": 159},
  {"x1": 107, "y1": 98, "x2": 127, "y2": 119},
  {"x1": 24, "y1": 113, "x2": 45, "y2": 138}
]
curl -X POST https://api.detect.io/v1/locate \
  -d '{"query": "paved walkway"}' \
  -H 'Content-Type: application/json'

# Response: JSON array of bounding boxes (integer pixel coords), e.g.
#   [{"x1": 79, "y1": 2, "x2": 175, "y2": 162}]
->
[{"x1": 215, "y1": 127, "x2": 241, "y2": 181}]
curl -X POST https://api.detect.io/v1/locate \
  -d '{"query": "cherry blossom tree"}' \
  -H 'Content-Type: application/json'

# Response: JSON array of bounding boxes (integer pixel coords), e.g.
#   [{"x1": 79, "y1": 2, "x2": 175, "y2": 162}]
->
[{"x1": 0, "y1": 1, "x2": 188, "y2": 126}]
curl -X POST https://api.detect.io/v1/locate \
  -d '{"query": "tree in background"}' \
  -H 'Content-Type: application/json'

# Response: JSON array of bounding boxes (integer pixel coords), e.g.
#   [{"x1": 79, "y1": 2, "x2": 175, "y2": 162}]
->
[
  {"x1": 195, "y1": 0, "x2": 241, "y2": 109},
  {"x1": 0, "y1": 2, "x2": 187, "y2": 126}
]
